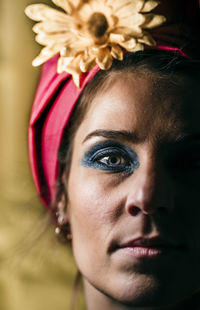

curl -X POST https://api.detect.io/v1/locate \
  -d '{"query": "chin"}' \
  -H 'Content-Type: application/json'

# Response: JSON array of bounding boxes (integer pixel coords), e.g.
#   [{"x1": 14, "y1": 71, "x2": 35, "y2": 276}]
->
[
  {"x1": 110, "y1": 279, "x2": 172, "y2": 307},
  {"x1": 96, "y1": 274, "x2": 192, "y2": 309},
  {"x1": 115, "y1": 289, "x2": 175, "y2": 308}
]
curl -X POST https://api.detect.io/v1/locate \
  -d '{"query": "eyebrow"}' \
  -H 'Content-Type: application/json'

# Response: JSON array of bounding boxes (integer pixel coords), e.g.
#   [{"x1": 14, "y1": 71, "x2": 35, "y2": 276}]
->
[
  {"x1": 174, "y1": 133, "x2": 200, "y2": 144},
  {"x1": 82, "y1": 129, "x2": 143, "y2": 144},
  {"x1": 82, "y1": 130, "x2": 200, "y2": 145}
]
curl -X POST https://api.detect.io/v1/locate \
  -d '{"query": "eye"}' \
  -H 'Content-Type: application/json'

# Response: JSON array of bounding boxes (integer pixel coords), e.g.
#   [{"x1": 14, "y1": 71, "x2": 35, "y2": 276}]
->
[
  {"x1": 98, "y1": 154, "x2": 126, "y2": 166},
  {"x1": 81, "y1": 141, "x2": 139, "y2": 173},
  {"x1": 92, "y1": 149, "x2": 133, "y2": 172}
]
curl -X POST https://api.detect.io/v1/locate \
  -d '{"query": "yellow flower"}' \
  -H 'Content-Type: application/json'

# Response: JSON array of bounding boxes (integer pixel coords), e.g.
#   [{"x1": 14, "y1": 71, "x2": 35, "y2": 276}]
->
[{"x1": 25, "y1": 0, "x2": 166, "y2": 87}]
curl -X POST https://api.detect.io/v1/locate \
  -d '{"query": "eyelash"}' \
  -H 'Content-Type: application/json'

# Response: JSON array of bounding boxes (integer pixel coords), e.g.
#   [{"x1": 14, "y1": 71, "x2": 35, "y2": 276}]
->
[{"x1": 82, "y1": 144, "x2": 139, "y2": 173}]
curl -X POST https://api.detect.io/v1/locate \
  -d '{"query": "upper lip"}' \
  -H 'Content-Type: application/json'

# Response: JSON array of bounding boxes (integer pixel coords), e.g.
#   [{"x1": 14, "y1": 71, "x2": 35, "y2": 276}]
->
[{"x1": 119, "y1": 236, "x2": 181, "y2": 249}]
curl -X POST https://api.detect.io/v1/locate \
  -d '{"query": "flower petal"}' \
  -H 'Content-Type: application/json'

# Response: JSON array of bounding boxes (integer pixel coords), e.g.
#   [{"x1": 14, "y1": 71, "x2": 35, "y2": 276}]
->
[
  {"x1": 138, "y1": 33, "x2": 156, "y2": 46},
  {"x1": 35, "y1": 32, "x2": 71, "y2": 45},
  {"x1": 33, "y1": 21, "x2": 71, "y2": 34},
  {"x1": 72, "y1": 73, "x2": 81, "y2": 88},
  {"x1": 60, "y1": 46, "x2": 79, "y2": 57},
  {"x1": 130, "y1": 42, "x2": 144, "y2": 52},
  {"x1": 117, "y1": 13, "x2": 145, "y2": 28},
  {"x1": 96, "y1": 48, "x2": 113, "y2": 70},
  {"x1": 118, "y1": 37, "x2": 137, "y2": 51},
  {"x1": 68, "y1": 36, "x2": 94, "y2": 52},
  {"x1": 142, "y1": 14, "x2": 166, "y2": 29},
  {"x1": 140, "y1": 0, "x2": 160, "y2": 13},
  {"x1": 57, "y1": 56, "x2": 73, "y2": 73},
  {"x1": 57, "y1": 55, "x2": 82, "y2": 87},
  {"x1": 80, "y1": 54, "x2": 96, "y2": 72},
  {"x1": 111, "y1": 0, "x2": 144, "y2": 14},
  {"x1": 32, "y1": 45, "x2": 60, "y2": 66},
  {"x1": 51, "y1": 0, "x2": 74, "y2": 14},
  {"x1": 109, "y1": 14, "x2": 118, "y2": 28},
  {"x1": 111, "y1": 44, "x2": 123, "y2": 60},
  {"x1": 78, "y1": 3, "x2": 94, "y2": 22},
  {"x1": 25, "y1": 4, "x2": 67, "y2": 22},
  {"x1": 114, "y1": 27, "x2": 142, "y2": 37},
  {"x1": 109, "y1": 33, "x2": 126, "y2": 44},
  {"x1": 90, "y1": 0, "x2": 108, "y2": 11},
  {"x1": 72, "y1": 0, "x2": 86, "y2": 9}
]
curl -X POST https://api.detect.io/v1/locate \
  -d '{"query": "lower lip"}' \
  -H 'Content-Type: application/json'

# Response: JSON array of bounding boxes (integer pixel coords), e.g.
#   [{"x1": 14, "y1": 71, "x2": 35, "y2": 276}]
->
[{"x1": 119, "y1": 246, "x2": 178, "y2": 259}]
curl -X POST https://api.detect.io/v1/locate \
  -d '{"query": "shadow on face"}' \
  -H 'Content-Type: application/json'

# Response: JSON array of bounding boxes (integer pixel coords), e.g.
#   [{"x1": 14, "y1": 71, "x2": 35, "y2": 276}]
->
[{"x1": 64, "y1": 71, "x2": 200, "y2": 309}]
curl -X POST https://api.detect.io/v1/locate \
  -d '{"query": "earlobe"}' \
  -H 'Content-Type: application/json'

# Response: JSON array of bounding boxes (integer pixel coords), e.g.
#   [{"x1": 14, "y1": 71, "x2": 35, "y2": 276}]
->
[
  {"x1": 55, "y1": 194, "x2": 72, "y2": 243},
  {"x1": 56, "y1": 198, "x2": 69, "y2": 225}
]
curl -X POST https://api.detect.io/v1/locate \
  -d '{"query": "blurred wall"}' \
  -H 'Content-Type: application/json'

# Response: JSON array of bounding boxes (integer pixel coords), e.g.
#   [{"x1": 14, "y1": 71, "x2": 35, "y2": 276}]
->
[{"x1": 0, "y1": 1, "x2": 83, "y2": 309}]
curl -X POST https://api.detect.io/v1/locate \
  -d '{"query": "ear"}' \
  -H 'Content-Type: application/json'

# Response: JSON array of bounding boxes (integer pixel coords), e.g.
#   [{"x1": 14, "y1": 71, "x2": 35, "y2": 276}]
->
[
  {"x1": 55, "y1": 194, "x2": 72, "y2": 242},
  {"x1": 56, "y1": 193, "x2": 69, "y2": 226}
]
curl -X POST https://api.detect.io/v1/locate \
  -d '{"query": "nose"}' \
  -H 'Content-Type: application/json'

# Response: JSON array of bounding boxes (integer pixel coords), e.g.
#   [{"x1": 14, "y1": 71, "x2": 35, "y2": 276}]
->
[{"x1": 125, "y1": 159, "x2": 174, "y2": 216}]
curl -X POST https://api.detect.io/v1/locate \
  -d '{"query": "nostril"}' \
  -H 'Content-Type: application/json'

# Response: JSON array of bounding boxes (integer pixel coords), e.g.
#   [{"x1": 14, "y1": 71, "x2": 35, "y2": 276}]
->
[{"x1": 129, "y1": 205, "x2": 141, "y2": 216}]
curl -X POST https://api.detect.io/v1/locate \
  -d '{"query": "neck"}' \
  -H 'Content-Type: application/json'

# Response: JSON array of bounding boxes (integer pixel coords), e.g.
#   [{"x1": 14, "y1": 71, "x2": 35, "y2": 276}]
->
[{"x1": 83, "y1": 279, "x2": 200, "y2": 310}]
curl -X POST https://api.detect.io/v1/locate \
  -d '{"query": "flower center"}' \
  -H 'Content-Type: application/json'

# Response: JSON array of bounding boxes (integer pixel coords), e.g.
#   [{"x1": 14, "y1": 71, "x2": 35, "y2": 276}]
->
[{"x1": 87, "y1": 12, "x2": 108, "y2": 38}]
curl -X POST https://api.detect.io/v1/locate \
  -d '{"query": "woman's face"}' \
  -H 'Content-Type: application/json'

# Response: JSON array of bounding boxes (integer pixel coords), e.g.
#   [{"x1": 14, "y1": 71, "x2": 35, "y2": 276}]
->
[{"x1": 65, "y1": 72, "x2": 200, "y2": 308}]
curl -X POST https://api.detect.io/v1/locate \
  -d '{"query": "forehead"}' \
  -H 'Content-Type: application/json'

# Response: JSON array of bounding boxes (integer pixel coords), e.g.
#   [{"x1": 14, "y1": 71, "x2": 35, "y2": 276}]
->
[{"x1": 78, "y1": 72, "x2": 200, "y2": 145}]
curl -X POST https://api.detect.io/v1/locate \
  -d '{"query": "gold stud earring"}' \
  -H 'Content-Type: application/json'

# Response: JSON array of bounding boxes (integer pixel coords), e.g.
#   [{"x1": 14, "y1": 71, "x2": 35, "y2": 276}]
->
[{"x1": 55, "y1": 222, "x2": 72, "y2": 243}]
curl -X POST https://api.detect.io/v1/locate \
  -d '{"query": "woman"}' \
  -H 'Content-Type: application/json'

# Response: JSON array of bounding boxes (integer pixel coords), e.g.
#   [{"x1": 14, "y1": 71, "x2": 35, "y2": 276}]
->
[{"x1": 26, "y1": 0, "x2": 200, "y2": 309}]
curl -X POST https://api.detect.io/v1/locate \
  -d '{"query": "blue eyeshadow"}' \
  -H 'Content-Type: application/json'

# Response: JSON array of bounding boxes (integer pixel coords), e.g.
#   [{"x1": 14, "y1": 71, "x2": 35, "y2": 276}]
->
[{"x1": 81, "y1": 140, "x2": 139, "y2": 173}]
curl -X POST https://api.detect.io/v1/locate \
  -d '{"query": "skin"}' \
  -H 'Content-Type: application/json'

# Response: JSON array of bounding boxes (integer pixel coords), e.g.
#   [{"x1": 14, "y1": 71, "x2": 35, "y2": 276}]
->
[{"x1": 62, "y1": 72, "x2": 200, "y2": 310}]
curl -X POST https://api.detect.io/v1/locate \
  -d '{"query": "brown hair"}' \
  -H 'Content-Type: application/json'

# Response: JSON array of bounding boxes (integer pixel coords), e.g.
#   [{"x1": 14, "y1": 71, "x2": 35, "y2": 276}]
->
[{"x1": 55, "y1": 49, "x2": 200, "y2": 210}]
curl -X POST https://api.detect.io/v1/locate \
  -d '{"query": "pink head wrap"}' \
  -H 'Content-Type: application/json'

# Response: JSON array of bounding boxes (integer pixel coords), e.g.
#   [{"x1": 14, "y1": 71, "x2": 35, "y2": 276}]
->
[{"x1": 29, "y1": 0, "x2": 200, "y2": 207}]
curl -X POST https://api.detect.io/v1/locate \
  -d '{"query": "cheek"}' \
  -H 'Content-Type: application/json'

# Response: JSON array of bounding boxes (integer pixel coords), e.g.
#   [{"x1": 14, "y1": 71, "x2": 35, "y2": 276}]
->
[
  {"x1": 176, "y1": 186, "x2": 200, "y2": 261},
  {"x1": 68, "y1": 168, "x2": 111, "y2": 220},
  {"x1": 186, "y1": 190, "x2": 200, "y2": 243},
  {"x1": 67, "y1": 157, "x2": 126, "y2": 228},
  {"x1": 66, "y1": 166, "x2": 120, "y2": 265}
]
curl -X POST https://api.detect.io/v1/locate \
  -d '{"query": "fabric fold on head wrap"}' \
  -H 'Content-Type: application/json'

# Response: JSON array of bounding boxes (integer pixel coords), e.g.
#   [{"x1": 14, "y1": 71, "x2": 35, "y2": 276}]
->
[{"x1": 29, "y1": 56, "x2": 100, "y2": 205}]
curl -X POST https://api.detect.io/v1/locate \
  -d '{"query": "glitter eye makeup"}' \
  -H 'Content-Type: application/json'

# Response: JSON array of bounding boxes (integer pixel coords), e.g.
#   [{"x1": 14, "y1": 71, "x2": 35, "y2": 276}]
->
[{"x1": 81, "y1": 140, "x2": 139, "y2": 173}]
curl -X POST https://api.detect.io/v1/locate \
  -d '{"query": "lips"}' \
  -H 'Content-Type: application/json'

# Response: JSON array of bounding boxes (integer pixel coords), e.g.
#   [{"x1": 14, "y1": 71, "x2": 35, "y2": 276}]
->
[
  {"x1": 116, "y1": 236, "x2": 184, "y2": 259},
  {"x1": 120, "y1": 236, "x2": 177, "y2": 248}
]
